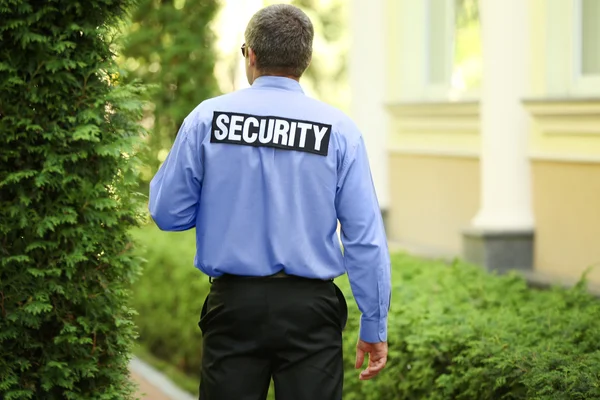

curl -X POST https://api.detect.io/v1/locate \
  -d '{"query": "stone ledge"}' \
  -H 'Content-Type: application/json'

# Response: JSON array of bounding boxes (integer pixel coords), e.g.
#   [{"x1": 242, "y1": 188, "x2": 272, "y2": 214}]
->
[{"x1": 462, "y1": 228, "x2": 534, "y2": 273}]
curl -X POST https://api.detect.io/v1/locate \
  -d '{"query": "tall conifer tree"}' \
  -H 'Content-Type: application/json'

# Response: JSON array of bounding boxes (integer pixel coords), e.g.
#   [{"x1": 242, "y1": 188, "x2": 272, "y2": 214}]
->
[{"x1": 0, "y1": 1, "x2": 145, "y2": 398}]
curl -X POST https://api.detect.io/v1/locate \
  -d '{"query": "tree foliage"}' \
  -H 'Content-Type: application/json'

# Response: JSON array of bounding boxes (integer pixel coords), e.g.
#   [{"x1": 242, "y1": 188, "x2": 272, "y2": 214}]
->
[
  {"x1": 291, "y1": 0, "x2": 348, "y2": 110},
  {"x1": 0, "y1": 0, "x2": 145, "y2": 398},
  {"x1": 120, "y1": 0, "x2": 220, "y2": 183}
]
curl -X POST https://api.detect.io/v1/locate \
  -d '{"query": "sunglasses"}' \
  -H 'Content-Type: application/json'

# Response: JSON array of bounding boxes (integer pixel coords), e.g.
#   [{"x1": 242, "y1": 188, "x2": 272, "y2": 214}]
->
[{"x1": 241, "y1": 43, "x2": 247, "y2": 57}]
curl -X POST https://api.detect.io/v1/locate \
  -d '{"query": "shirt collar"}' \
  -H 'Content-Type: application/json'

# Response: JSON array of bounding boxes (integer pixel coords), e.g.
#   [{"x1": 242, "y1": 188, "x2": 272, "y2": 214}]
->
[{"x1": 251, "y1": 76, "x2": 304, "y2": 94}]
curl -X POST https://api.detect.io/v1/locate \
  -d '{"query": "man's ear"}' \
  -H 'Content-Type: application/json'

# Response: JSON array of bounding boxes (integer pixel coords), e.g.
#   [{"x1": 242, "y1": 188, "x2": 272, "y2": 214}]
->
[{"x1": 248, "y1": 48, "x2": 257, "y2": 67}]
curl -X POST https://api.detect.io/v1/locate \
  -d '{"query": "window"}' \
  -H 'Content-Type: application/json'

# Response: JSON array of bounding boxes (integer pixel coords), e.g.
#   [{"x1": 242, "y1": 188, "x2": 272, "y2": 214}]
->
[
  {"x1": 425, "y1": 0, "x2": 482, "y2": 100},
  {"x1": 544, "y1": 0, "x2": 600, "y2": 96},
  {"x1": 452, "y1": 0, "x2": 482, "y2": 95},
  {"x1": 427, "y1": 0, "x2": 452, "y2": 85},
  {"x1": 569, "y1": 0, "x2": 600, "y2": 95},
  {"x1": 580, "y1": 0, "x2": 600, "y2": 77}
]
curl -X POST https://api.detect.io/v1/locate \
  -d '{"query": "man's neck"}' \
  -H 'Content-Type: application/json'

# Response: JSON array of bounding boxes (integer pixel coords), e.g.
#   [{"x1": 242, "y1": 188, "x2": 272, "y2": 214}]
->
[{"x1": 254, "y1": 71, "x2": 300, "y2": 82}]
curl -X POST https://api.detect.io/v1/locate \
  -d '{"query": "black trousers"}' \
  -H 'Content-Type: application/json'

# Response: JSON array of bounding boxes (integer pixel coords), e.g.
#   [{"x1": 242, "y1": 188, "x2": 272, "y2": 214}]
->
[{"x1": 198, "y1": 275, "x2": 348, "y2": 400}]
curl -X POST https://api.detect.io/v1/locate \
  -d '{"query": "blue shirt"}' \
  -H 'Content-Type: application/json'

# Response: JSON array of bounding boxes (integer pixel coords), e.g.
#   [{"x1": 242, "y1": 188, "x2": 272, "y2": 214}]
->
[{"x1": 149, "y1": 76, "x2": 391, "y2": 343}]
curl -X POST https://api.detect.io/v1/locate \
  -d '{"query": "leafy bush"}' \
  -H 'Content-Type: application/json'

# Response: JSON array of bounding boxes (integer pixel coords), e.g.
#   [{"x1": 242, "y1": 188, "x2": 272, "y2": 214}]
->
[
  {"x1": 339, "y1": 256, "x2": 600, "y2": 400},
  {"x1": 129, "y1": 226, "x2": 208, "y2": 379},
  {"x1": 132, "y1": 225, "x2": 600, "y2": 399},
  {"x1": 0, "y1": 0, "x2": 145, "y2": 399}
]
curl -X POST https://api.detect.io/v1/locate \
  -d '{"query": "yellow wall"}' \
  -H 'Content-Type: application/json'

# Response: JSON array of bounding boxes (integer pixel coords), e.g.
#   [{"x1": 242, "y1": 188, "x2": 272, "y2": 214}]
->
[
  {"x1": 388, "y1": 153, "x2": 480, "y2": 255},
  {"x1": 526, "y1": 100, "x2": 600, "y2": 285},
  {"x1": 532, "y1": 160, "x2": 600, "y2": 284},
  {"x1": 525, "y1": 1, "x2": 600, "y2": 286},
  {"x1": 386, "y1": 101, "x2": 481, "y2": 256}
]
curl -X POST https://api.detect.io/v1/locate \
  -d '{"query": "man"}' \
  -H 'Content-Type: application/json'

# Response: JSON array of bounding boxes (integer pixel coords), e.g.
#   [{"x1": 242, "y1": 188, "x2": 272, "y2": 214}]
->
[{"x1": 148, "y1": 4, "x2": 390, "y2": 400}]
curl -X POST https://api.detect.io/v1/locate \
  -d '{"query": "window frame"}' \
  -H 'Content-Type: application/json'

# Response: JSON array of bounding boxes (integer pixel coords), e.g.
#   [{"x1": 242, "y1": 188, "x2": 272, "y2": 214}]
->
[
  {"x1": 572, "y1": 0, "x2": 600, "y2": 95},
  {"x1": 423, "y1": 0, "x2": 454, "y2": 99},
  {"x1": 422, "y1": 0, "x2": 481, "y2": 101}
]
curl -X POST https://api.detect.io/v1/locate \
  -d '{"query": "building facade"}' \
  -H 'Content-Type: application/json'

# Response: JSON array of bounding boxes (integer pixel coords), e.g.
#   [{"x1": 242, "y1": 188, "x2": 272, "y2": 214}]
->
[{"x1": 351, "y1": 0, "x2": 600, "y2": 287}]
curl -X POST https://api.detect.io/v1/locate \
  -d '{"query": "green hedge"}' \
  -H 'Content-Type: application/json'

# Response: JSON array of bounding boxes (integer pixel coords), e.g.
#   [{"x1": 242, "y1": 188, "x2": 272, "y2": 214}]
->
[
  {"x1": 129, "y1": 226, "x2": 208, "y2": 379},
  {"x1": 0, "y1": 1, "x2": 145, "y2": 398},
  {"x1": 339, "y1": 258, "x2": 600, "y2": 399},
  {"x1": 132, "y1": 224, "x2": 600, "y2": 399}
]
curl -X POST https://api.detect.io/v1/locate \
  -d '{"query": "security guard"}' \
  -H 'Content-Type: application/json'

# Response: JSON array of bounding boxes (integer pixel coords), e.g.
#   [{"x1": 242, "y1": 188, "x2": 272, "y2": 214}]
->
[{"x1": 149, "y1": 4, "x2": 391, "y2": 400}]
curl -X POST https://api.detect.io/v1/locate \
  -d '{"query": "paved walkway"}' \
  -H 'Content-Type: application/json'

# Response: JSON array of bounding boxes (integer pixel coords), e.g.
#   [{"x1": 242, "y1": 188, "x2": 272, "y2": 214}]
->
[
  {"x1": 132, "y1": 370, "x2": 172, "y2": 400},
  {"x1": 130, "y1": 357, "x2": 196, "y2": 400}
]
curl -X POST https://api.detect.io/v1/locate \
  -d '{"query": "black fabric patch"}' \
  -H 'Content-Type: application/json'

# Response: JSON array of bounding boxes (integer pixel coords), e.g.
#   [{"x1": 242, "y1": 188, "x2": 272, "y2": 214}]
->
[{"x1": 210, "y1": 111, "x2": 332, "y2": 156}]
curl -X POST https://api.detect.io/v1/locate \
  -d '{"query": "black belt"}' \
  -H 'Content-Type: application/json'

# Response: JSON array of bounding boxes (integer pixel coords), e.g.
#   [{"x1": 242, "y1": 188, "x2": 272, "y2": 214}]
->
[
  {"x1": 209, "y1": 270, "x2": 290, "y2": 283},
  {"x1": 209, "y1": 271, "x2": 332, "y2": 283}
]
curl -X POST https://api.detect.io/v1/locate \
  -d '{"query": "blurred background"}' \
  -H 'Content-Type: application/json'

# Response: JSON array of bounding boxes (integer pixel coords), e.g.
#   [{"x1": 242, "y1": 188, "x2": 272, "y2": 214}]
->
[{"x1": 120, "y1": 0, "x2": 600, "y2": 397}]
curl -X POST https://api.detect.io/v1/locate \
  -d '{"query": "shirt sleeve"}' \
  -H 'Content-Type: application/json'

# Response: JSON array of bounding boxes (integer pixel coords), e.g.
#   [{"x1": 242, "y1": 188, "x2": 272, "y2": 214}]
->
[
  {"x1": 335, "y1": 135, "x2": 391, "y2": 343},
  {"x1": 148, "y1": 117, "x2": 203, "y2": 231}
]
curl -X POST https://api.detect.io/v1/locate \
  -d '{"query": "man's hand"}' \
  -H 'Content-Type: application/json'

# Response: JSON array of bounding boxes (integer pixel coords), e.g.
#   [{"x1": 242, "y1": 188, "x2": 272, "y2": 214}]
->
[{"x1": 355, "y1": 339, "x2": 388, "y2": 380}]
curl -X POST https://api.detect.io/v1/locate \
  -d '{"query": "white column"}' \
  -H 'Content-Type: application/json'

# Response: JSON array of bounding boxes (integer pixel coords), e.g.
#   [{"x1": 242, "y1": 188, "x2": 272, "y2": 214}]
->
[
  {"x1": 349, "y1": 0, "x2": 389, "y2": 210},
  {"x1": 471, "y1": 0, "x2": 534, "y2": 231}
]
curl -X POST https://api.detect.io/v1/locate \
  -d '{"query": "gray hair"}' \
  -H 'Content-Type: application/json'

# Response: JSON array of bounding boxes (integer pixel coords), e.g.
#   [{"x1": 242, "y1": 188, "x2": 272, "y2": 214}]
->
[{"x1": 245, "y1": 4, "x2": 314, "y2": 77}]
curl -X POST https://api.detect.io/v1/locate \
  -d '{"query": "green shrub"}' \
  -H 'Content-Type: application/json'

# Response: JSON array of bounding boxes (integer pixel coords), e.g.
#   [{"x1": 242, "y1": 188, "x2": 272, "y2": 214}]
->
[
  {"x1": 130, "y1": 225, "x2": 208, "y2": 379},
  {"x1": 0, "y1": 1, "x2": 145, "y2": 398},
  {"x1": 132, "y1": 225, "x2": 600, "y2": 399},
  {"x1": 339, "y1": 255, "x2": 600, "y2": 399}
]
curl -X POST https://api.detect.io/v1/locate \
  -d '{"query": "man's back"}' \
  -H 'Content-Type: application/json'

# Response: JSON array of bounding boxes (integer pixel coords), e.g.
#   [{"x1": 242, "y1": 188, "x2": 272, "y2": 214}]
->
[
  {"x1": 196, "y1": 76, "x2": 353, "y2": 277},
  {"x1": 150, "y1": 76, "x2": 386, "y2": 283}
]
